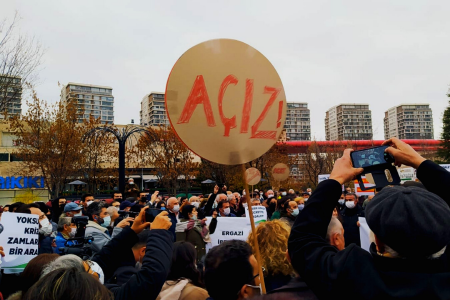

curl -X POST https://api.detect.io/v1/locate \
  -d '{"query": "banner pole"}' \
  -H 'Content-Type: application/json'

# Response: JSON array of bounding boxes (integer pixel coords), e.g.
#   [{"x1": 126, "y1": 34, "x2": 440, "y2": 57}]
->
[{"x1": 242, "y1": 164, "x2": 266, "y2": 294}]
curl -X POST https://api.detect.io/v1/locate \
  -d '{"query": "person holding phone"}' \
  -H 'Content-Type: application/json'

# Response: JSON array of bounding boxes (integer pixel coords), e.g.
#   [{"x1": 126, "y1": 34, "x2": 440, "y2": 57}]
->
[{"x1": 288, "y1": 138, "x2": 450, "y2": 299}]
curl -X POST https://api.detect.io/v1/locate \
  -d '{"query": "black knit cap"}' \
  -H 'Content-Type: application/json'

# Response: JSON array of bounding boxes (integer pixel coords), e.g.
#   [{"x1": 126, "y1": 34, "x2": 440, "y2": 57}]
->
[{"x1": 366, "y1": 186, "x2": 450, "y2": 257}]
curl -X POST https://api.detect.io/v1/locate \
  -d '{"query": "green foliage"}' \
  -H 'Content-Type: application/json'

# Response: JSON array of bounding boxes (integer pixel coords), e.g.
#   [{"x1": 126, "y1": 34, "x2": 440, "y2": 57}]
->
[{"x1": 438, "y1": 96, "x2": 450, "y2": 163}]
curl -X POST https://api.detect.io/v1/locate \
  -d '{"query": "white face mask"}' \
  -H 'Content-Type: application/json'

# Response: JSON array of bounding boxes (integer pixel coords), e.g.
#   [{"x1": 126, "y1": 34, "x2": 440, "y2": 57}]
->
[
  {"x1": 223, "y1": 207, "x2": 230, "y2": 216},
  {"x1": 338, "y1": 199, "x2": 345, "y2": 205},
  {"x1": 69, "y1": 227, "x2": 76, "y2": 238},
  {"x1": 345, "y1": 201, "x2": 356, "y2": 209},
  {"x1": 39, "y1": 218, "x2": 53, "y2": 236},
  {"x1": 129, "y1": 182, "x2": 134, "y2": 185},
  {"x1": 281, "y1": 192, "x2": 287, "y2": 196},
  {"x1": 267, "y1": 194, "x2": 274, "y2": 198},
  {"x1": 73, "y1": 211, "x2": 82, "y2": 217},
  {"x1": 191, "y1": 202, "x2": 200, "y2": 208},
  {"x1": 172, "y1": 205, "x2": 180, "y2": 213}
]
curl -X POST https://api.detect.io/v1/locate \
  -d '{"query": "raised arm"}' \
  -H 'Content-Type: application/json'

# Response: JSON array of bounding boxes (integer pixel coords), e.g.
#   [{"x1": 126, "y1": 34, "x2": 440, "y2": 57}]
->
[{"x1": 383, "y1": 137, "x2": 450, "y2": 204}]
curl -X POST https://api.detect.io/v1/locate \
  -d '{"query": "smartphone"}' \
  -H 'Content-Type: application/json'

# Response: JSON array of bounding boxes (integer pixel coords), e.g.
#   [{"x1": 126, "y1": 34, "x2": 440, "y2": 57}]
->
[
  {"x1": 145, "y1": 208, "x2": 163, "y2": 223},
  {"x1": 350, "y1": 146, "x2": 394, "y2": 168}
]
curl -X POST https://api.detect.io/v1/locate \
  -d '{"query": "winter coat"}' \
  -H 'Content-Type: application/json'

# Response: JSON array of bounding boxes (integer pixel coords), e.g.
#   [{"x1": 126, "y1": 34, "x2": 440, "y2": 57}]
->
[
  {"x1": 288, "y1": 160, "x2": 450, "y2": 299},
  {"x1": 94, "y1": 227, "x2": 173, "y2": 300},
  {"x1": 156, "y1": 280, "x2": 209, "y2": 300}
]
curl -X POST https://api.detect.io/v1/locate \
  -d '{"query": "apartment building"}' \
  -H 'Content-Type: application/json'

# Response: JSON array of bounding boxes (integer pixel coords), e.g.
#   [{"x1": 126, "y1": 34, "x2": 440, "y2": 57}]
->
[
  {"x1": 325, "y1": 104, "x2": 373, "y2": 140},
  {"x1": 284, "y1": 102, "x2": 311, "y2": 141},
  {"x1": 0, "y1": 75, "x2": 22, "y2": 119},
  {"x1": 140, "y1": 92, "x2": 169, "y2": 126},
  {"x1": 384, "y1": 104, "x2": 433, "y2": 139},
  {"x1": 60, "y1": 82, "x2": 114, "y2": 124}
]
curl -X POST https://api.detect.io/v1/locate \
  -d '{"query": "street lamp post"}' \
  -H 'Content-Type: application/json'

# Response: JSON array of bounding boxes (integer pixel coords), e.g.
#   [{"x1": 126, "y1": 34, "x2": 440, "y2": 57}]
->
[{"x1": 83, "y1": 125, "x2": 151, "y2": 195}]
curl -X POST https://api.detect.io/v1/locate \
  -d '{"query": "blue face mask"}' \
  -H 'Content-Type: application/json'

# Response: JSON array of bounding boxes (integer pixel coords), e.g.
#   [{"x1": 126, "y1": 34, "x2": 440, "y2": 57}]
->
[
  {"x1": 100, "y1": 215, "x2": 111, "y2": 228},
  {"x1": 298, "y1": 204, "x2": 305, "y2": 211},
  {"x1": 291, "y1": 208, "x2": 299, "y2": 217},
  {"x1": 160, "y1": 207, "x2": 166, "y2": 211}
]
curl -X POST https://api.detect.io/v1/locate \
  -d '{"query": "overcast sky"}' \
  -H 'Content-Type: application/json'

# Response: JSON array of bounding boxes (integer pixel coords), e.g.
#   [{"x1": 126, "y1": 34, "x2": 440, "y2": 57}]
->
[{"x1": 2, "y1": 0, "x2": 450, "y2": 140}]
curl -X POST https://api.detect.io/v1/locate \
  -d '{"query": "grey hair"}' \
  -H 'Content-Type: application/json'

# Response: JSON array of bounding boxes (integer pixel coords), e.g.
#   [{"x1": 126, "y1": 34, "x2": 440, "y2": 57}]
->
[
  {"x1": 326, "y1": 217, "x2": 343, "y2": 242},
  {"x1": 41, "y1": 254, "x2": 84, "y2": 278},
  {"x1": 227, "y1": 194, "x2": 235, "y2": 201},
  {"x1": 57, "y1": 217, "x2": 72, "y2": 232},
  {"x1": 106, "y1": 206, "x2": 118, "y2": 216},
  {"x1": 369, "y1": 229, "x2": 446, "y2": 259}
]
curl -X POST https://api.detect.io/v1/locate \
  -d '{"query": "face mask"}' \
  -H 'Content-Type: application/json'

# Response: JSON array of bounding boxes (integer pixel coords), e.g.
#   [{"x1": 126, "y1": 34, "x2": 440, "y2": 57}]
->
[
  {"x1": 69, "y1": 227, "x2": 77, "y2": 238},
  {"x1": 160, "y1": 207, "x2": 166, "y2": 211},
  {"x1": 338, "y1": 199, "x2": 345, "y2": 205},
  {"x1": 87, "y1": 201, "x2": 93, "y2": 206},
  {"x1": 135, "y1": 253, "x2": 143, "y2": 270},
  {"x1": 260, "y1": 192, "x2": 263, "y2": 195},
  {"x1": 345, "y1": 201, "x2": 356, "y2": 209},
  {"x1": 172, "y1": 205, "x2": 180, "y2": 213},
  {"x1": 191, "y1": 214, "x2": 198, "y2": 221},
  {"x1": 100, "y1": 215, "x2": 111, "y2": 228},
  {"x1": 246, "y1": 284, "x2": 262, "y2": 296},
  {"x1": 74, "y1": 212, "x2": 82, "y2": 217},
  {"x1": 291, "y1": 208, "x2": 299, "y2": 217},
  {"x1": 281, "y1": 192, "x2": 287, "y2": 196},
  {"x1": 192, "y1": 202, "x2": 200, "y2": 208},
  {"x1": 268, "y1": 194, "x2": 273, "y2": 198},
  {"x1": 223, "y1": 207, "x2": 230, "y2": 216},
  {"x1": 129, "y1": 182, "x2": 134, "y2": 185},
  {"x1": 39, "y1": 218, "x2": 53, "y2": 236},
  {"x1": 304, "y1": 198, "x2": 308, "y2": 201},
  {"x1": 298, "y1": 204, "x2": 305, "y2": 211}
]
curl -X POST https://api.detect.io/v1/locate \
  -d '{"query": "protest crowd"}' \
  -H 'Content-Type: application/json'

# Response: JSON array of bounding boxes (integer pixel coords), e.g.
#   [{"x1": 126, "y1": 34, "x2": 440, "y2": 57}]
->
[{"x1": 0, "y1": 138, "x2": 449, "y2": 299}]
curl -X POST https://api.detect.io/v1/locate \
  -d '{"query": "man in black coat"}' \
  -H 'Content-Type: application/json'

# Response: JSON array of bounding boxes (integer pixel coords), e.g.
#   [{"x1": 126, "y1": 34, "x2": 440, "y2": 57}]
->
[
  {"x1": 288, "y1": 138, "x2": 450, "y2": 299},
  {"x1": 339, "y1": 192, "x2": 364, "y2": 247},
  {"x1": 92, "y1": 207, "x2": 173, "y2": 300}
]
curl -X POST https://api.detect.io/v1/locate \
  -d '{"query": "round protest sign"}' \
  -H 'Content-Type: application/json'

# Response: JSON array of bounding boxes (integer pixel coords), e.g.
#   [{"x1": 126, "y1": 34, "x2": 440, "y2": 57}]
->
[
  {"x1": 272, "y1": 163, "x2": 289, "y2": 181},
  {"x1": 245, "y1": 167, "x2": 261, "y2": 186},
  {"x1": 165, "y1": 39, "x2": 287, "y2": 165}
]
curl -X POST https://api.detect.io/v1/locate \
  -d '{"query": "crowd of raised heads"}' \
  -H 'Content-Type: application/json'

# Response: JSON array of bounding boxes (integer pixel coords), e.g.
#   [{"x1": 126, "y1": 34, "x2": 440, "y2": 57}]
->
[{"x1": 0, "y1": 138, "x2": 448, "y2": 299}]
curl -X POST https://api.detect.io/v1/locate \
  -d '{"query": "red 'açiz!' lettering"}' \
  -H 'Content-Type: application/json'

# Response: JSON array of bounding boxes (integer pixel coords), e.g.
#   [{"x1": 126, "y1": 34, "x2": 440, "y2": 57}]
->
[
  {"x1": 277, "y1": 100, "x2": 283, "y2": 128},
  {"x1": 177, "y1": 75, "x2": 216, "y2": 127},
  {"x1": 273, "y1": 168, "x2": 286, "y2": 174},
  {"x1": 251, "y1": 86, "x2": 281, "y2": 140},
  {"x1": 218, "y1": 75, "x2": 238, "y2": 136},
  {"x1": 240, "y1": 79, "x2": 254, "y2": 133}
]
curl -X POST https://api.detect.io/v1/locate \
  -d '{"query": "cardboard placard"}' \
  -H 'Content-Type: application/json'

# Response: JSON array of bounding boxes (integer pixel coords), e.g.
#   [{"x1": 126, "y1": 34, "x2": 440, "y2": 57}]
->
[
  {"x1": 245, "y1": 168, "x2": 261, "y2": 186},
  {"x1": 272, "y1": 163, "x2": 289, "y2": 181},
  {"x1": 0, "y1": 213, "x2": 39, "y2": 274},
  {"x1": 165, "y1": 39, "x2": 287, "y2": 165},
  {"x1": 205, "y1": 217, "x2": 254, "y2": 249},
  {"x1": 244, "y1": 205, "x2": 267, "y2": 225}
]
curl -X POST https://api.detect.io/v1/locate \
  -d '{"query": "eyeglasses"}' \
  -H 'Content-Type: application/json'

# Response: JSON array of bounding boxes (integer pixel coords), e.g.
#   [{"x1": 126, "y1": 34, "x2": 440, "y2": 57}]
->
[{"x1": 251, "y1": 267, "x2": 265, "y2": 281}]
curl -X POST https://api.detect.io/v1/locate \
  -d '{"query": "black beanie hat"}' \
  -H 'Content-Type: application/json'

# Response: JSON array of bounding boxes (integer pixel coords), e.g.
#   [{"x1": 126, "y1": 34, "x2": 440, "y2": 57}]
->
[{"x1": 366, "y1": 186, "x2": 450, "y2": 257}]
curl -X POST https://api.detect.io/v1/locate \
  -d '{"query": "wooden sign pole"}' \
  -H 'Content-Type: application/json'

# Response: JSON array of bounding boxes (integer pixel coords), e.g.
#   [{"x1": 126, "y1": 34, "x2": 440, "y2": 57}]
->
[{"x1": 242, "y1": 164, "x2": 266, "y2": 294}]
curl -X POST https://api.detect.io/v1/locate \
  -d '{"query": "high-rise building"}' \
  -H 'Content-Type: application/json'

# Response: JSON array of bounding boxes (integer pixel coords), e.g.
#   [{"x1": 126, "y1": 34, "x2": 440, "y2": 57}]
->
[
  {"x1": 0, "y1": 75, "x2": 22, "y2": 119},
  {"x1": 284, "y1": 102, "x2": 311, "y2": 141},
  {"x1": 384, "y1": 104, "x2": 433, "y2": 140},
  {"x1": 60, "y1": 83, "x2": 114, "y2": 124},
  {"x1": 325, "y1": 104, "x2": 373, "y2": 140},
  {"x1": 139, "y1": 92, "x2": 169, "y2": 126}
]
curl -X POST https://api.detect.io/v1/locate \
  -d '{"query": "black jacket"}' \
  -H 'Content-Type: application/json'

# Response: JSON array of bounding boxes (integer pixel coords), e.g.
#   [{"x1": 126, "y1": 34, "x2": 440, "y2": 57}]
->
[
  {"x1": 339, "y1": 204, "x2": 364, "y2": 247},
  {"x1": 93, "y1": 226, "x2": 173, "y2": 300},
  {"x1": 288, "y1": 160, "x2": 450, "y2": 299}
]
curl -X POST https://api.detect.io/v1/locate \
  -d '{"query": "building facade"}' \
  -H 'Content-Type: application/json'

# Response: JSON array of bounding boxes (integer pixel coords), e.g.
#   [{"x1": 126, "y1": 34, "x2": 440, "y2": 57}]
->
[
  {"x1": 325, "y1": 104, "x2": 373, "y2": 140},
  {"x1": 0, "y1": 75, "x2": 22, "y2": 119},
  {"x1": 384, "y1": 104, "x2": 433, "y2": 140},
  {"x1": 60, "y1": 83, "x2": 114, "y2": 124},
  {"x1": 284, "y1": 102, "x2": 311, "y2": 141},
  {"x1": 140, "y1": 92, "x2": 169, "y2": 126}
]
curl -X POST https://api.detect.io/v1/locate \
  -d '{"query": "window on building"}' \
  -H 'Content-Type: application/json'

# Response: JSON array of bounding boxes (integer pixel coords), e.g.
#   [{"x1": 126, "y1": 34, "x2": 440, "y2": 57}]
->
[{"x1": 0, "y1": 153, "x2": 9, "y2": 161}]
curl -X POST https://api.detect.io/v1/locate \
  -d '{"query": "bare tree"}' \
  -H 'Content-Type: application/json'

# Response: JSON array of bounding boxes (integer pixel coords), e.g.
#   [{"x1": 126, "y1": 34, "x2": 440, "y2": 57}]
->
[{"x1": 0, "y1": 12, "x2": 44, "y2": 116}]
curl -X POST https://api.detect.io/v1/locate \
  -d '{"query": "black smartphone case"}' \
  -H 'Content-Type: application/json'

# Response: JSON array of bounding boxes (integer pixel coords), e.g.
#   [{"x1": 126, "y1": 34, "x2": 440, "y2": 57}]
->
[{"x1": 356, "y1": 163, "x2": 401, "y2": 191}]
